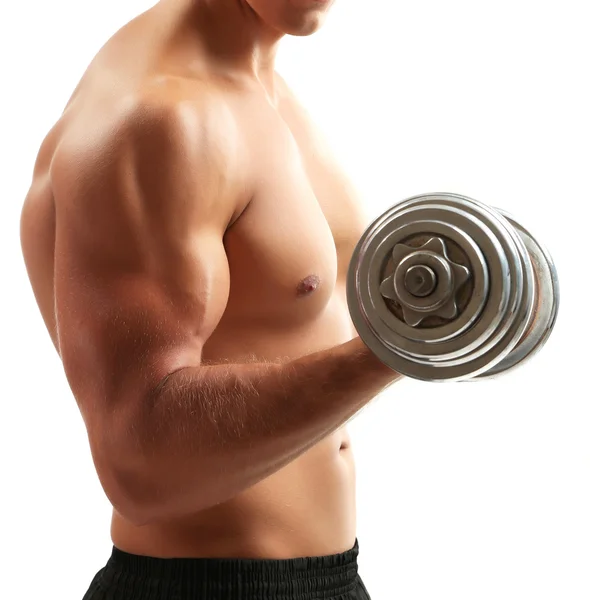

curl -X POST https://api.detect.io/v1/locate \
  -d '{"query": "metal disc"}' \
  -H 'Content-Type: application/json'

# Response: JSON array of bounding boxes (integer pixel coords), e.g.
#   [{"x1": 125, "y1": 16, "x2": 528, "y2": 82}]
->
[
  {"x1": 347, "y1": 193, "x2": 535, "y2": 381},
  {"x1": 475, "y1": 210, "x2": 560, "y2": 378}
]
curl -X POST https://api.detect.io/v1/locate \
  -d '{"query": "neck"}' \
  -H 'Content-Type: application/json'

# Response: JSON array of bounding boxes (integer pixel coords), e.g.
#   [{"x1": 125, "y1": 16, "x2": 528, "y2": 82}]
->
[{"x1": 161, "y1": 0, "x2": 284, "y2": 89}]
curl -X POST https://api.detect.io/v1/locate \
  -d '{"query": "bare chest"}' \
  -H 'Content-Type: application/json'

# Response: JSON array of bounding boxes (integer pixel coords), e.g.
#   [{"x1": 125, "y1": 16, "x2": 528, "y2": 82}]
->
[{"x1": 222, "y1": 99, "x2": 367, "y2": 327}]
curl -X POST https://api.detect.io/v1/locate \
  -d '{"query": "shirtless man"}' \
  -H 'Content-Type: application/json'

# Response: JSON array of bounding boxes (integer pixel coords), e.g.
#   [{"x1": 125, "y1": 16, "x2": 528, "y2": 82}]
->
[{"x1": 20, "y1": 1, "x2": 402, "y2": 598}]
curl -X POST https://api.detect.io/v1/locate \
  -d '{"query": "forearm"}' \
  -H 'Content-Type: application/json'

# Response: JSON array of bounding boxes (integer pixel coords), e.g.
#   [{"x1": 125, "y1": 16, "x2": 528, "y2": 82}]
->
[{"x1": 121, "y1": 337, "x2": 400, "y2": 524}]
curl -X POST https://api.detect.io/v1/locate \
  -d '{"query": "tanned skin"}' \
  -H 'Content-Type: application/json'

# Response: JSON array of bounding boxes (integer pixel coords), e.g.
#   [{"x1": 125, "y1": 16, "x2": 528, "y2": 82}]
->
[{"x1": 19, "y1": 0, "x2": 402, "y2": 560}]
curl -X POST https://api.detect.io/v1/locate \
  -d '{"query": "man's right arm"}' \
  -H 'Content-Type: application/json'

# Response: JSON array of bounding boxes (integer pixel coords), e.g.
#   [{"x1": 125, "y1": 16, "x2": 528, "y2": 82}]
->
[{"x1": 51, "y1": 97, "x2": 402, "y2": 528}]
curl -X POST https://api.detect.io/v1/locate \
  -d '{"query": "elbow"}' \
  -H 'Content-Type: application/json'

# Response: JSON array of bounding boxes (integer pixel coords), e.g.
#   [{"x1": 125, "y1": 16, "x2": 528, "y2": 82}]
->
[
  {"x1": 95, "y1": 454, "x2": 161, "y2": 527},
  {"x1": 122, "y1": 502, "x2": 158, "y2": 529},
  {"x1": 111, "y1": 493, "x2": 154, "y2": 528},
  {"x1": 91, "y1": 399, "x2": 169, "y2": 527},
  {"x1": 98, "y1": 456, "x2": 216, "y2": 527},
  {"x1": 92, "y1": 419, "x2": 225, "y2": 526}
]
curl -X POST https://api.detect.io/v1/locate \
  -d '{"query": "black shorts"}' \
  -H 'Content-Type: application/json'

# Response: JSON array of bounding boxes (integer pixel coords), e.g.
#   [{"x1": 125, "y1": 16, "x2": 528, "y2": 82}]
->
[{"x1": 82, "y1": 539, "x2": 371, "y2": 599}]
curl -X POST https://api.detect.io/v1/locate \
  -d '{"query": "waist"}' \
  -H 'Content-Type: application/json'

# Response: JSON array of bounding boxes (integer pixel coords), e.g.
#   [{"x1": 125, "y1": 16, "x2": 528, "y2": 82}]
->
[
  {"x1": 111, "y1": 433, "x2": 356, "y2": 559},
  {"x1": 99, "y1": 539, "x2": 360, "y2": 600}
]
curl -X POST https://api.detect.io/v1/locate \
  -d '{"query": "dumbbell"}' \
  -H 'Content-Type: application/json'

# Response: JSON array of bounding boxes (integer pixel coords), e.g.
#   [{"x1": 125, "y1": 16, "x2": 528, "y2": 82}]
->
[{"x1": 347, "y1": 193, "x2": 559, "y2": 382}]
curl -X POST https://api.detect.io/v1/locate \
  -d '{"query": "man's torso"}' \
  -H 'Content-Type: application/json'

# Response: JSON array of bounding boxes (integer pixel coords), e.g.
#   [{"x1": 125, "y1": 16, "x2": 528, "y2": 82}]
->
[{"x1": 21, "y1": 5, "x2": 369, "y2": 559}]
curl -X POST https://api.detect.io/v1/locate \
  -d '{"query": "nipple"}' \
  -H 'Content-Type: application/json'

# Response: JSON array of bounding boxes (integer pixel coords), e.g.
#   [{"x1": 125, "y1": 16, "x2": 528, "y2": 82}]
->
[{"x1": 296, "y1": 274, "x2": 321, "y2": 297}]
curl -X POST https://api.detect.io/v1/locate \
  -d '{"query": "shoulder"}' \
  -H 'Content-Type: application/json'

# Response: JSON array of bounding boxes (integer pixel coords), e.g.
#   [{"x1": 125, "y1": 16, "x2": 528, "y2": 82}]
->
[
  {"x1": 52, "y1": 76, "x2": 246, "y2": 202},
  {"x1": 57, "y1": 78, "x2": 235, "y2": 171},
  {"x1": 49, "y1": 76, "x2": 249, "y2": 226}
]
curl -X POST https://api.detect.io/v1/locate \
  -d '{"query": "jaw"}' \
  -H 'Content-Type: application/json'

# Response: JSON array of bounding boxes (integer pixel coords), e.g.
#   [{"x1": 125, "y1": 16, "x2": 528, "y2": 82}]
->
[{"x1": 245, "y1": 0, "x2": 332, "y2": 37}]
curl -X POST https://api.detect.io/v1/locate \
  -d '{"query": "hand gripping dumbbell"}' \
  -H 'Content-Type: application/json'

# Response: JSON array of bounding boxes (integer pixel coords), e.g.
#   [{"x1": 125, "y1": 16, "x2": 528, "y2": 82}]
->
[{"x1": 347, "y1": 193, "x2": 559, "y2": 382}]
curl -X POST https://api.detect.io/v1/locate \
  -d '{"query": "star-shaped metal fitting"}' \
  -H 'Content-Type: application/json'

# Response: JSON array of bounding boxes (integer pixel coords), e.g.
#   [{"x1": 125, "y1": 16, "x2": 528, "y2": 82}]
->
[{"x1": 380, "y1": 237, "x2": 471, "y2": 327}]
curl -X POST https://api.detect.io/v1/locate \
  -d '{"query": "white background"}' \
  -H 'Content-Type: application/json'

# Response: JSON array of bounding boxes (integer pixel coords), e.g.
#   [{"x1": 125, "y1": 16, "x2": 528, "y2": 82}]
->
[{"x1": 2, "y1": 1, "x2": 589, "y2": 598}]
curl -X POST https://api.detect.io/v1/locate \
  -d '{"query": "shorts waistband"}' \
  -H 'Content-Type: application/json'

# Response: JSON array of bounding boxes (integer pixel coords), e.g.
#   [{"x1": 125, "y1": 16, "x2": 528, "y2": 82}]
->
[{"x1": 104, "y1": 540, "x2": 360, "y2": 600}]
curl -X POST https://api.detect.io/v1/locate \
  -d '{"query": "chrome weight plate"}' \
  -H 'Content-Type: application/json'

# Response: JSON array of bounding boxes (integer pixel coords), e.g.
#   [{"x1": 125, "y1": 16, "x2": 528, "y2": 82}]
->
[
  {"x1": 347, "y1": 193, "x2": 535, "y2": 381},
  {"x1": 475, "y1": 210, "x2": 559, "y2": 378}
]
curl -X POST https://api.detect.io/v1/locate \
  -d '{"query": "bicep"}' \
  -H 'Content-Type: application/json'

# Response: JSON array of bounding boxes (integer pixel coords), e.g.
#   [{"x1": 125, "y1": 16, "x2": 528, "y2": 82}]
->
[
  {"x1": 53, "y1": 140, "x2": 231, "y2": 459},
  {"x1": 55, "y1": 224, "x2": 229, "y2": 425}
]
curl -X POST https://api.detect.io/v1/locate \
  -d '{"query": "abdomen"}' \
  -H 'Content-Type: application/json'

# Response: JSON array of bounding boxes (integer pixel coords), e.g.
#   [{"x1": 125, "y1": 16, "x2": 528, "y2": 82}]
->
[{"x1": 111, "y1": 287, "x2": 358, "y2": 559}]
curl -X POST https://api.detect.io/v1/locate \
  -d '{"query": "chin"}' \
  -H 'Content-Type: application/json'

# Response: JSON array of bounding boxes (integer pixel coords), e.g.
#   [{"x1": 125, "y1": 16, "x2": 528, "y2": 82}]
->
[
  {"x1": 246, "y1": 0, "x2": 332, "y2": 37},
  {"x1": 285, "y1": 16, "x2": 325, "y2": 36},
  {"x1": 283, "y1": 6, "x2": 332, "y2": 36}
]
